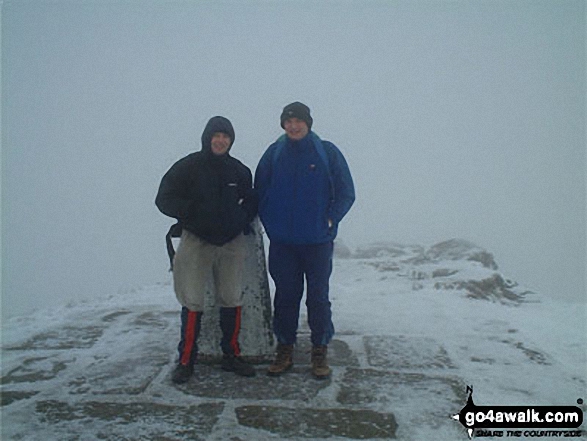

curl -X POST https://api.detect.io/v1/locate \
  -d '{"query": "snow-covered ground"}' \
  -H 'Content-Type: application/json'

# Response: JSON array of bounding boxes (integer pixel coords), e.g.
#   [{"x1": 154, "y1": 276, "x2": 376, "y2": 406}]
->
[
  {"x1": 333, "y1": 240, "x2": 586, "y2": 403},
  {"x1": 1, "y1": 239, "x2": 585, "y2": 440}
]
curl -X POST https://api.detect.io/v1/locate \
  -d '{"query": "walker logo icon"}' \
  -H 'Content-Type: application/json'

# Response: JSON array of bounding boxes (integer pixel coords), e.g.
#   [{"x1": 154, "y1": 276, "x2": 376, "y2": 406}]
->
[{"x1": 451, "y1": 386, "x2": 583, "y2": 438}]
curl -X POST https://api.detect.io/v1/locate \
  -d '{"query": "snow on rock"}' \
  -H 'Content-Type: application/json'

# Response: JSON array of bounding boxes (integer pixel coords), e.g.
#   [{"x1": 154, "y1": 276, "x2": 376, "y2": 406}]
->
[
  {"x1": 424, "y1": 239, "x2": 498, "y2": 269},
  {"x1": 349, "y1": 239, "x2": 529, "y2": 305}
]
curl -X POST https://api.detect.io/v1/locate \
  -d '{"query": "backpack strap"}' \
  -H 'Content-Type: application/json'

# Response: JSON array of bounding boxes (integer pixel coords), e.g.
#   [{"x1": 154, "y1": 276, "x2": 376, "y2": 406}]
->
[
  {"x1": 166, "y1": 222, "x2": 183, "y2": 271},
  {"x1": 271, "y1": 134, "x2": 286, "y2": 170}
]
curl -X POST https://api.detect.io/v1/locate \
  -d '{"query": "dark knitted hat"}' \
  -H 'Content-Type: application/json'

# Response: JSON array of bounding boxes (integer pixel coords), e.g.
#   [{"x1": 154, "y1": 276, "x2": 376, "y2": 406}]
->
[{"x1": 280, "y1": 102, "x2": 313, "y2": 130}]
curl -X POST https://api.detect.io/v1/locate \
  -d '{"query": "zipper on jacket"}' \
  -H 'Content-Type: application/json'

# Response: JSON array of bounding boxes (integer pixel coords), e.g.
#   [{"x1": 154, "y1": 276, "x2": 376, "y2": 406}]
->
[{"x1": 289, "y1": 147, "x2": 299, "y2": 238}]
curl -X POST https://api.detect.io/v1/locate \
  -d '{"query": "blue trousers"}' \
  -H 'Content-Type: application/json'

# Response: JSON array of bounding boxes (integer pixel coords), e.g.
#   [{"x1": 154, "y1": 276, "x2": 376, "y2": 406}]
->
[{"x1": 268, "y1": 241, "x2": 334, "y2": 346}]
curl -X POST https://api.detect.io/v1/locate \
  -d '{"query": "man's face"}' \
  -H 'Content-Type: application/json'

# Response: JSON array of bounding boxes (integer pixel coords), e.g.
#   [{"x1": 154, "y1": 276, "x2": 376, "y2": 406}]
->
[
  {"x1": 210, "y1": 132, "x2": 231, "y2": 156},
  {"x1": 283, "y1": 117, "x2": 309, "y2": 141}
]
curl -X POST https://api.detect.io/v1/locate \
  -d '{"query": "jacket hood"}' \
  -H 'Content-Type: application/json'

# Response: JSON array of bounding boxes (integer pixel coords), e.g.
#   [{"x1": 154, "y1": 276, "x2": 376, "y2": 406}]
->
[{"x1": 201, "y1": 116, "x2": 235, "y2": 154}]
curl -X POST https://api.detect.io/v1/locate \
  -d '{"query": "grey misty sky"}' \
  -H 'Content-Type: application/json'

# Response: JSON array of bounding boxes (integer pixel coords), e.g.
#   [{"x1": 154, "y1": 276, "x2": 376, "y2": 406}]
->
[{"x1": 2, "y1": 0, "x2": 585, "y2": 319}]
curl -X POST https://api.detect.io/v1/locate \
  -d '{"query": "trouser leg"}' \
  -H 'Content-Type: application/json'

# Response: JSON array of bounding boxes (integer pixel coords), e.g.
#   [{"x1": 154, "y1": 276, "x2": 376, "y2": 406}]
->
[
  {"x1": 214, "y1": 233, "x2": 246, "y2": 308},
  {"x1": 173, "y1": 230, "x2": 210, "y2": 312},
  {"x1": 219, "y1": 306, "x2": 242, "y2": 356},
  {"x1": 219, "y1": 305, "x2": 256, "y2": 377},
  {"x1": 269, "y1": 242, "x2": 304, "y2": 345},
  {"x1": 303, "y1": 242, "x2": 335, "y2": 347},
  {"x1": 214, "y1": 234, "x2": 246, "y2": 356},
  {"x1": 177, "y1": 307, "x2": 202, "y2": 366}
]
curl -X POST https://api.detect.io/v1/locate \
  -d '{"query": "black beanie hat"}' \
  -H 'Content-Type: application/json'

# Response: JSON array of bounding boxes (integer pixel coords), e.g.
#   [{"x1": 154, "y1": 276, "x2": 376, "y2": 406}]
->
[{"x1": 280, "y1": 102, "x2": 313, "y2": 130}]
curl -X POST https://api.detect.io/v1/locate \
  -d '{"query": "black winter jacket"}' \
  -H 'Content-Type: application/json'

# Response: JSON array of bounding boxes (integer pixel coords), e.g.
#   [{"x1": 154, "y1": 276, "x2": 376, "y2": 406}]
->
[{"x1": 155, "y1": 117, "x2": 257, "y2": 246}]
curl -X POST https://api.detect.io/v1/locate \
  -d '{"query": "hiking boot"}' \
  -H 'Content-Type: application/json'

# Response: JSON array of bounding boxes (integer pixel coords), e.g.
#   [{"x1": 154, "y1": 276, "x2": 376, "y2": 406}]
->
[
  {"x1": 267, "y1": 344, "x2": 294, "y2": 376},
  {"x1": 311, "y1": 345, "x2": 331, "y2": 379},
  {"x1": 171, "y1": 363, "x2": 194, "y2": 384},
  {"x1": 221, "y1": 355, "x2": 256, "y2": 377}
]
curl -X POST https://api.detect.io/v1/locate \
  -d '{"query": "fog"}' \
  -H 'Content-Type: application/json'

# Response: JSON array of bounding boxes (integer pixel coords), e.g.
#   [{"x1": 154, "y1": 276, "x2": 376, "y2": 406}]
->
[{"x1": 2, "y1": 0, "x2": 585, "y2": 320}]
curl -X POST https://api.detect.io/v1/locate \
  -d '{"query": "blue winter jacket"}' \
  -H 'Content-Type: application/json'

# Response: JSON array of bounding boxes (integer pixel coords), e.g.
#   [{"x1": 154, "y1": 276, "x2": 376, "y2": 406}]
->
[{"x1": 254, "y1": 132, "x2": 355, "y2": 245}]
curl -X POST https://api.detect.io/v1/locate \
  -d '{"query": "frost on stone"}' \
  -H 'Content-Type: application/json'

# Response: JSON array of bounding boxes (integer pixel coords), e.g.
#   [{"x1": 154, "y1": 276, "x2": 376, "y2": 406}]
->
[{"x1": 434, "y1": 273, "x2": 529, "y2": 305}]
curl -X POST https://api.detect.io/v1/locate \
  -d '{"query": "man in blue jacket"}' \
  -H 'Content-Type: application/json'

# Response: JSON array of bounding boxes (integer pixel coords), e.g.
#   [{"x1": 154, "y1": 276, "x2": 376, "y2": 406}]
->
[{"x1": 255, "y1": 102, "x2": 355, "y2": 379}]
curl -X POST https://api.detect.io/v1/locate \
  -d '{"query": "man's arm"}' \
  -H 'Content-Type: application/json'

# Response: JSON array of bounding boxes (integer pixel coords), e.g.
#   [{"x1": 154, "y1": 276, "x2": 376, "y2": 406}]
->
[
  {"x1": 327, "y1": 144, "x2": 355, "y2": 225},
  {"x1": 253, "y1": 145, "x2": 275, "y2": 204},
  {"x1": 240, "y1": 166, "x2": 258, "y2": 223},
  {"x1": 155, "y1": 159, "x2": 194, "y2": 221}
]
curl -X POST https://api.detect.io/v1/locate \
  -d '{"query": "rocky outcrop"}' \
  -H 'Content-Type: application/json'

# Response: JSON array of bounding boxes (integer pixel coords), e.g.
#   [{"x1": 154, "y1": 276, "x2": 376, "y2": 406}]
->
[
  {"x1": 434, "y1": 273, "x2": 527, "y2": 304},
  {"x1": 344, "y1": 239, "x2": 529, "y2": 305},
  {"x1": 425, "y1": 239, "x2": 498, "y2": 269}
]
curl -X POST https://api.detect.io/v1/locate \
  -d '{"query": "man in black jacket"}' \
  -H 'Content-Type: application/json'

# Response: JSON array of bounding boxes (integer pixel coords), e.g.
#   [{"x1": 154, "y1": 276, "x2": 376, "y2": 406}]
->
[{"x1": 156, "y1": 116, "x2": 257, "y2": 383}]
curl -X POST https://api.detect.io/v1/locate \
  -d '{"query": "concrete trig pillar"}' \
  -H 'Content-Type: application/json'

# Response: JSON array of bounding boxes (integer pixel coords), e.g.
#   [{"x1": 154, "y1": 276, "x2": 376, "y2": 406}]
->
[{"x1": 197, "y1": 217, "x2": 274, "y2": 362}]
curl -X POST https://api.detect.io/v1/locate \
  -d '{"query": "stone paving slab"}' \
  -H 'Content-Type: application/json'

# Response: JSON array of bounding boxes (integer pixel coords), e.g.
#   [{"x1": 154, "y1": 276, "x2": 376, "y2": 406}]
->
[
  {"x1": 5, "y1": 325, "x2": 107, "y2": 351},
  {"x1": 0, "y1": 390, "x2": 39, "y2": 407},
  {"x1": 292, "y1": 337, "x2": 361, "y2": 367},
  {"x1": 236, "y1": 405, "x2": 398, "y2": 439},
  {"x1": 100, "y1": 310, "x2": 133, "y2": 323},
  {"x1": 131, "y1": 311, "x2": 177, "y2": 330},
  {"x1": 364, "y1": 335, "x2": 456, "y2": 370},
  {"x1": 68, "y1": 331, "x2": 173, "y2": 395},
  {"x1": 64, "y1": 319, "x2": 176, "y2": 395},
  {"x1": 175, "y1": 364, "x2": 331, "y2": 401},
  {"x1": 1, "y1": 355, "x2": 74, "y2": 385},
  {"x1": 33, "y1": 399, "x2": 224, "y2": 441},
  {"x1": 67, "y1": 345, "x2": 170, "y2": 396},
  {"x1": 338, "y1": 368, "x2": 465, "y2": 431},
  {"x1": 174, "y1": 338, "x2": 359, "y2": 401}
]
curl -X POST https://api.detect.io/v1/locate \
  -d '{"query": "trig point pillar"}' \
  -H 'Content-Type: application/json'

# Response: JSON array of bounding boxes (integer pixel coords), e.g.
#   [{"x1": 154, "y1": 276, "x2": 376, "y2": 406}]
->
[{"x1": 197, "y1": 217, "x2": 274, "y2": 362}]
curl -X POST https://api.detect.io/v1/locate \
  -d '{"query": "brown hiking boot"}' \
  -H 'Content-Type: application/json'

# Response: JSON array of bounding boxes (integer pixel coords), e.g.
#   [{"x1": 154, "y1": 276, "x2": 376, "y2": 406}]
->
[
  {"x1": 267, "y1": 344, "x2": 294, "y2": 376},
  {"x1": 311, "y1": 345, "x2": 331, "y2": 379}
]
